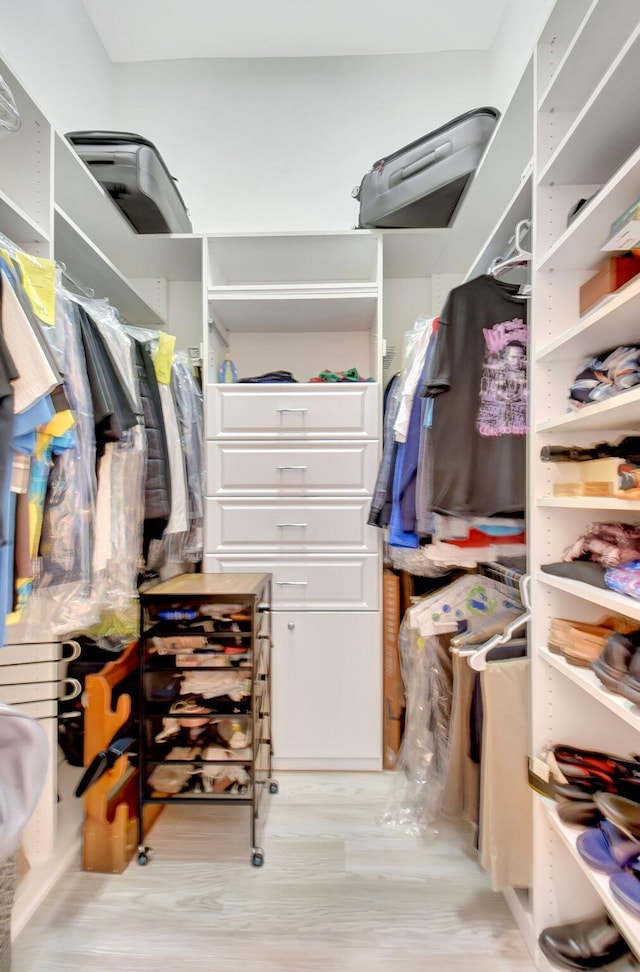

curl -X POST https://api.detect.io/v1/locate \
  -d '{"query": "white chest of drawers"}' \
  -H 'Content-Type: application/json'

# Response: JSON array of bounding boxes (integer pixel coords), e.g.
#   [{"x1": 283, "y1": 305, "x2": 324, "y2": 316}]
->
[{"x1": 204, "y1": 383, "x2": 382, "y2": 770}]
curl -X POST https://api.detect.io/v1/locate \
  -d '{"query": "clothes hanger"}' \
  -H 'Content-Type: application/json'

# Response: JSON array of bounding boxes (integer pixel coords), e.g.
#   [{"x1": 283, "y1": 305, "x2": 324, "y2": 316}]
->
[
  {"x1": 456, "y1": 574, "x2": 531, "y2": 672},
  {"x1": 488, "y1": 219, "x2": 532, "y2": 279}
]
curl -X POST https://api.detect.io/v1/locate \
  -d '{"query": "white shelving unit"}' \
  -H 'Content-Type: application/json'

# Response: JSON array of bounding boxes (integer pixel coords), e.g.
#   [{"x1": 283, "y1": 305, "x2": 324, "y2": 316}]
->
[
  {"x1": 0, "y1": 47, "x2": 205, "y2": 940},
  {"x1": 531, "y1": 2, "x2": 640, "y2": 965}
]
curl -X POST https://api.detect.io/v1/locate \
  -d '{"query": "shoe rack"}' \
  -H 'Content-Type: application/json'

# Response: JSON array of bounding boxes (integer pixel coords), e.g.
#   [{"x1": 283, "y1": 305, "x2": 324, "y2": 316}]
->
[
  {"x1": 530, "y1": 0, "x2": 640, "y2": 965},
  {"x1": 137, "y1": 572, "x2": 276, "y2": 868}
]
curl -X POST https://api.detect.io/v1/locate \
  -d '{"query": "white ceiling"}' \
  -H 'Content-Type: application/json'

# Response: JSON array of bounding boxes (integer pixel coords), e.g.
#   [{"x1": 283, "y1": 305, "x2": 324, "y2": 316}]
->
[{"x1": 80, "y1": 0, "x2": 511, "y2": 62}]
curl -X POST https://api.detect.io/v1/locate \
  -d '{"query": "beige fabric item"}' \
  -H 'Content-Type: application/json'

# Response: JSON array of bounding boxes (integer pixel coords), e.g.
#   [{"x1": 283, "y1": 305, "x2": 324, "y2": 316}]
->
[
  {"x1": 1, "y1": 271, "x2": 59, "y2": 414},
  {"x1": 479, "y1": 657, "x2": 532, "y2": 892},
  {"x1": 441, "y1": 652, "x2": 480, "y2": 824}
]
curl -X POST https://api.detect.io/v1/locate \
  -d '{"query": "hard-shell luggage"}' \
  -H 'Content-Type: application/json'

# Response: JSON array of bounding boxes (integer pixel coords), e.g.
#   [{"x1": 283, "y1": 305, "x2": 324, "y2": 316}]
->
[
  {"x1": 65, "y1": 131, "x2": 192, "y2": 234},
  {"x1": 353, "y1": 107, "x2": 500, "y2": 229}
]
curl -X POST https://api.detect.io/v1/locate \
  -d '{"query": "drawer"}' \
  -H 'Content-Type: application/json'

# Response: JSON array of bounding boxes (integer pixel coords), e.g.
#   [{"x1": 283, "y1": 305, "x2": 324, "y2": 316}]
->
[
  {"x1": 0, "y1": 681, "x2": 59, "y2": 704},
  {"x1": 206, "y1": 440, "x2": 379, "y2": 495},
  {"x1": 0, "y1": 643, "x2": 60, "y2": 666},
  {"x1": 0, "y1": 660, "x2": 59, "y2": 684},
  {"x1": 205, "y1": 498, "x2": 379, "y2": 553},
  {"x1": 204, "y1": 554, "x2": 380, "y2": 610},
  {"x1": 207, "y1": 384, "x2": 379, "y2": 439}
]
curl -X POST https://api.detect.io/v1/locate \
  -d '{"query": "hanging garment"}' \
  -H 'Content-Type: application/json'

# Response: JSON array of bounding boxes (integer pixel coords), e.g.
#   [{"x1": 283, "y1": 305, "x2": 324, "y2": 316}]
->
[
  {"x1": 368, "y1": 373, "x2": 402, "y2": 527},
  {"x1": 0, "y1": 271, "x2": 59, "y2": 414},
  {"x1": 393, "y1": 316, "x2": 435, "y2": 442},
  {"x1": 158, "y1": 381, "x2": 188, "y2": 536},
  {"x1": 76, "y1": 306, "x2": 137, "y2": 447},
  {"x1": 479, "y1": 656, "x2": 532, "y2": 891},
  {"x1": 441, "y1": 651, "x2": 480, "y2": 823},
  {"x1": 422, "y1": 274, "x2": 528, "y2": 517},
  {"x1": 134, "y1": 339, "x2": 171, "y2": 523}
]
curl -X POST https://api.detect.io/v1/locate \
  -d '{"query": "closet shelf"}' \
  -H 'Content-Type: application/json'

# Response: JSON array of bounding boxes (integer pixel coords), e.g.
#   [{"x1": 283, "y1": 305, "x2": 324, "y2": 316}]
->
[
  {"x1": 538, "y1": 23, "x2": 640, "y2": 186},
  {"x1": 536, "y1": 387, "x2": 640, "y2": 434},
  {"x1": 463, "y1": 164, "x2": 532, "y2": 283},
  {"x1": 537, "y1": 497, "x2": 640, "y2": 511},
  {"x1": 54, "y1": 206, "x2": 168, "y2": 327},
  {"x1": 537, "y1": 143, "x2": 640, "y2": 273},
  {"x1": 540, "y1": 796, "x2": 640, "y2": 960},
  {"x1": 534, "y1": 273, "x2": 640, "y2": 365},
  {"x1": 208, "y1": 290, "x2": 378, "y2": 332},
  {"x1": 538, "y1": 0, "x2": 640, "y2": 114},
  {"x1": 540, "y1": 646, "x2": 640, "y2": 732},
  {"x1": 536, "y1": 570, "x2": 640, "y2": 624},
  {"x1": 0, "y1": 189, "x2": 49, "y2": 248}
]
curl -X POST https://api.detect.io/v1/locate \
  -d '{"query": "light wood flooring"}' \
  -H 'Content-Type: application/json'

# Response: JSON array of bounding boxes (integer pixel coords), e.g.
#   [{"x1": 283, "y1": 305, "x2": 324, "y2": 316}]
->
[{"x1": 12, "y1": 772, "x2": 535, "y2": 971}]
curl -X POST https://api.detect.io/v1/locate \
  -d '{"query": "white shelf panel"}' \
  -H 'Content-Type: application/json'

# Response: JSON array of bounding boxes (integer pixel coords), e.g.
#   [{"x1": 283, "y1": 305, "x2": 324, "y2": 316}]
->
[
  {"x1": 207, "y1": 231, "x2": 379, "y2": 286},
  {"x1": 537, "y1": 144, "x2": 640, "y2": 273},
  {"x1": 538, "y1": 0, "x2": 592, "y2": 46},
  {"x1": 381, "y1": 228, "x2": 451, "y2": 279},
  {"x1": 54, "y1": 135, "x2": 202, "y2": 281},
  {"x1": 208, "y1": 292, "x2": 377, "y2": 332},
  {"x1": 540, "y1": 645, "x2": 640, "y2": 731},
  {"x1": 54, "y1": 206, "x2": 167, "y2": 327},
  {"x1": 464, "y1": 166, "x2": 532, "y2": 283},
  {"x1": 0, "y1": 189, "x2": 49, "y2": 247},
  {"x1": 537, "y1": 387, "x2": 640, "y2": 434},
  {"x1": 538, "y1": 0, "x2": 640, "y2": 113},
  {"x1": 536, "y1": 570, "x2": 640, "y2": 624},
  {"x1": 538, "y1": 24, "x2": 640, "y2": 186},
  {"x1": 535, "y1": 273, "x2": 640, "y2": 365},
  {"x1": 537, "y1": 497, "x2": 640, "y2": 511},
  {"x1": 541, "y1": 796, "x2": 640, "y2": 960}
]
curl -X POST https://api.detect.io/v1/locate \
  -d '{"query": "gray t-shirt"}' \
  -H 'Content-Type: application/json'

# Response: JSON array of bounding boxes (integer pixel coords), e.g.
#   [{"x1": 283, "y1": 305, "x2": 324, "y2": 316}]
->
[{"x1": 422, "y1": 274, "x2": 527, "y2": 518}]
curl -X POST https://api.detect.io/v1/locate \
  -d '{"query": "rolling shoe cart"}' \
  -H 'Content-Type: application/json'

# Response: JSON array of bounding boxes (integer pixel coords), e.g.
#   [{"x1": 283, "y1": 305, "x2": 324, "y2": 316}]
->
[{"x1": 136, "y1": 573, "x2": 276, "y2": 867}]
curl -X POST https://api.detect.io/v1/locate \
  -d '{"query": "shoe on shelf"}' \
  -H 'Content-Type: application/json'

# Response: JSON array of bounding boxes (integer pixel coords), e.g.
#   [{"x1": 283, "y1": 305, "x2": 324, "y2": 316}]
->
[
  {"x1": 595, "y1": 792, "x2": 640, "y2": 840},
  {"x1": 548, "y1": 616, "x2": 636, "y2": 659},
  {"x1": 557, "y1": 798, "x2": 602, "y2": 828},
  {"x1": 610, "y1": 865, "x2": 640, "y2": 919},
  {"x1": 577, "y1": 820, "x2": 640, "y2": 874},
  {"x1": 538, "y1": 912, "x2": 632, "y2": 970},
  {"x1": 593, "y1": 632, "x2": 640, "y2": 694}
]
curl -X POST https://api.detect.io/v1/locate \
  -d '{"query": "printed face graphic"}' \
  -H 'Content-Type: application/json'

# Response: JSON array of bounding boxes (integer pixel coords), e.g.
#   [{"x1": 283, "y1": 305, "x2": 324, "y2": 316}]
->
[{"x1": 504, "y1": 345, "x2": 525, "y2": 369}]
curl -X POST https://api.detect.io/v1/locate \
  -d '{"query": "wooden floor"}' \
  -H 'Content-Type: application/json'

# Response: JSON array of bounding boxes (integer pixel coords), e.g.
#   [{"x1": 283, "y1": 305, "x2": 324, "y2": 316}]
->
[{"x1": 12, "y1": 773, "x2": 535, "y2": 971}]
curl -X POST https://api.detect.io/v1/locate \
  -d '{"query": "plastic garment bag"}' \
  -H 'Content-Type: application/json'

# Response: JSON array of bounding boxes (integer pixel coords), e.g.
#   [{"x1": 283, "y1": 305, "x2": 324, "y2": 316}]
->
[
  {"x1": 378, "y1": 573, "x2": 510, "y2": 835},
  {"x1": 28, "y1": 292, "x2": 99, "y2": 636},
  {"x1": 164, "y1": 352, "x2": 203, "y2": 565},
  {"x1": 0, "y1": 74, "x2": 20, "y2": 137}
]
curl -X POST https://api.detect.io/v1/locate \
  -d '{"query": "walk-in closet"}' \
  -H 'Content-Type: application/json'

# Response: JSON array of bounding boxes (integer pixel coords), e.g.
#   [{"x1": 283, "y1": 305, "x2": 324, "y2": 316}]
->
[{"x1": 2, "y1": 1, "x2": 640, "y2": 970}]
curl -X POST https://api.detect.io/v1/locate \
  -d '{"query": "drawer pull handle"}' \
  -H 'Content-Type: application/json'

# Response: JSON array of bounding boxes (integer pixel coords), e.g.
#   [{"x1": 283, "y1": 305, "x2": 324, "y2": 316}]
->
[
  {"x1": 276, "y1": 407, "x2": 308, "y2": 413},
  {"x1": 277, "y1": 523, "x2": 308, "y2": 528},
  {"x1": 276, "y1": 580, "x2": 308, "y2": 586},
  {"x1": 276, "y1": 465, "x2": 308, "y2": 471}
]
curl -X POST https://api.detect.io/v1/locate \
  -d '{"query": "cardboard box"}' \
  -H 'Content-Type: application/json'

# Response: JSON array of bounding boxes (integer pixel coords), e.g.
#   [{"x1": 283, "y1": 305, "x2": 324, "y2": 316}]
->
[
  {"x1": 579, "y1": 253, "x2": 640, "y2": 316},
  {"x1": 383, "y1": 569, "x2": 405, "y2": 770}
]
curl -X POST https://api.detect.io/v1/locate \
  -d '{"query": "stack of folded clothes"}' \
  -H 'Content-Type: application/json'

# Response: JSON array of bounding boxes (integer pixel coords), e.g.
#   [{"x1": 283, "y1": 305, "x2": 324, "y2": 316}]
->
[
  {"x1": 542, "y1": 521, "x2": 640, "y2": 601},
  {"x1": 569, "y1": 345, "x2": 640, "y2": 411}
]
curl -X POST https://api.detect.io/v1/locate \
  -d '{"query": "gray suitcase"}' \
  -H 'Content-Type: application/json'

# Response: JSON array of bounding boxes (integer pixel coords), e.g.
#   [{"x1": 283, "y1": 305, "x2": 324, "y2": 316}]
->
[
  {"x1": 353, "y1": 107, "x2": 500, "y2": 229},
  {"x1": 65, "y1": 131, "x2": 192, "y2": 234}
]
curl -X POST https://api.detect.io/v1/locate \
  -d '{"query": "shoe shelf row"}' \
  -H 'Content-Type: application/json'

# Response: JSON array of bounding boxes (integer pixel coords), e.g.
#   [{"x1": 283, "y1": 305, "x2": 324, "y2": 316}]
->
[
  {"x1": 530, "y1": 0, "x2": 640, "y2": 965},
  {"x1": 137, "y1": 573, "x2": 277, "y2": 868}
]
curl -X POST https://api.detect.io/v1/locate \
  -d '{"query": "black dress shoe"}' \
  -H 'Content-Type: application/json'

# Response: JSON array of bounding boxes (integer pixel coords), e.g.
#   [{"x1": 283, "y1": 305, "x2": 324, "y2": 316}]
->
[{"x1": 538, "y1": 913, "x2": 632, "y2": 969}]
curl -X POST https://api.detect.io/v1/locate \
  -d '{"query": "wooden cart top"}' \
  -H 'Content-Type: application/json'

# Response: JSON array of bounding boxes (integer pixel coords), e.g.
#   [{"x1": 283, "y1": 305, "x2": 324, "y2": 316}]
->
[{"x1": 140, "y1": 573, "x2": 271, "y2": 599}]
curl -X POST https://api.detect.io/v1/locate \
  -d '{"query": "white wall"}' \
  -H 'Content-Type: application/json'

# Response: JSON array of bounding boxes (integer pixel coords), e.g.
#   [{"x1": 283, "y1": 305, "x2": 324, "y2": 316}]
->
[
  {"x1": 488, "y1": 0, "x2": 554, "y2": 110},
  {"x1": 112, "y1": 52, "x2": 489, "y2": 233},
  {"x1": 0, "y1": 0, "x2": 114, "y2": 131}
]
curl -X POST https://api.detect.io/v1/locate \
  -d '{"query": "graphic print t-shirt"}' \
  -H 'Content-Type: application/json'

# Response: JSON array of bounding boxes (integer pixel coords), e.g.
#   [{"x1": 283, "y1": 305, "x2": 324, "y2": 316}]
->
[{"x1": 422, "y1": 275, "x2": 528, "y2": 518}]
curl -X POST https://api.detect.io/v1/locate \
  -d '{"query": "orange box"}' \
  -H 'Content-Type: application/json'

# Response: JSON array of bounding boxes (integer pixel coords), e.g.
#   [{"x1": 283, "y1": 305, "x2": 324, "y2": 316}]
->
[
  {"x1": 383, "y1": 569, "x2": 405, "y2": 770},
  {"x1": 579, "y1": 253, "x2": 640, "y2": 316}
]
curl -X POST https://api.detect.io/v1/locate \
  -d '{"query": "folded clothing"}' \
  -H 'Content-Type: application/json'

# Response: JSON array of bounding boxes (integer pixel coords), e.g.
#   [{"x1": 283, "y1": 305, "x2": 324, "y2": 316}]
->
[
  {"x1": 541, "y1": 561, "x2": 608, "y2": 588},
  {"x1": 563, "y1": 521, "x2": 640, "y2": 569},
  {"x1": 569, "y1": 345, "x2": 640, "y2": 409},
  {"x1": 606, "y1": 560, "x2": 640, "y2": 600},
  {"x1": 239, "y1": 371, "x2": 297, "y2": 383},
  {"x1": 309, "y1": 367, "x2": 373, "y2": 383}
]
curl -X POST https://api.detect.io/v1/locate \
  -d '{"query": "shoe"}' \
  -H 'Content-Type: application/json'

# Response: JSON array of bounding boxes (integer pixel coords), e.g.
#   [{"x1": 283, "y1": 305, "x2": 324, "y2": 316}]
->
[
  {"x1": 593, "y1": 632, "x2": 640, "y2": 694},
  {"x1": 557, "y1": 799, "x2": 602, "y2": 827},
  {"x1": 595, "y1": 792, "x2": 640, "y2": 840},
  {"x1": 538, "y1": 913, "x2": 632, "y2": 969},
  {"x1": 577, "y1": 820, "x2": 640, "y2": 873},
  {"x1": 610, "y1": 866, "x2": 640, "y2": 918},
  {"x1": 618, "y1": 646, "x2": 640, "y2": 705}
]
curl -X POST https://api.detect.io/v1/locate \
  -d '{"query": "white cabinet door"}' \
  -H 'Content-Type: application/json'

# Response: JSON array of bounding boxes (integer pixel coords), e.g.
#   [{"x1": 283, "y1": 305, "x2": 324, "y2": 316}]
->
[{"x1": 270, "y1": 611, "x2": 381, "y2": 770}]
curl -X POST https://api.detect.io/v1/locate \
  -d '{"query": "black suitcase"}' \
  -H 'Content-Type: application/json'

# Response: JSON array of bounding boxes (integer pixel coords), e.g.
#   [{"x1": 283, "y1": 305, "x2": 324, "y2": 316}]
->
[
  {"x1": 65, "y1": 131, "x2": 192, "y2": 234},
  {"x1": 353, "y1": 107, "x2": 500, "y2": 229}
]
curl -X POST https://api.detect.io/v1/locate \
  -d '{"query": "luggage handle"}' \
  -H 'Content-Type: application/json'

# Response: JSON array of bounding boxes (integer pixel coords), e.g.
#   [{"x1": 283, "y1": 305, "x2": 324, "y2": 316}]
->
[{"x1": 400, "y1": 141, "x2": 452, "y2": 180}]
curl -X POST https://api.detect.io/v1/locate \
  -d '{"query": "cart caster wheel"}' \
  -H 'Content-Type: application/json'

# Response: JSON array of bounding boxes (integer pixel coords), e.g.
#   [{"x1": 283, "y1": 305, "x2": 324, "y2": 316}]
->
[
  {"x1": 251, "y1": 848, "x2": 264, "y2": 867},
  {"x1": 269, "y1": 780, "x2": 279, "y2": 794},
  {"x1": 137, "y1": 845, "x2": 153, "y2": 866}
]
